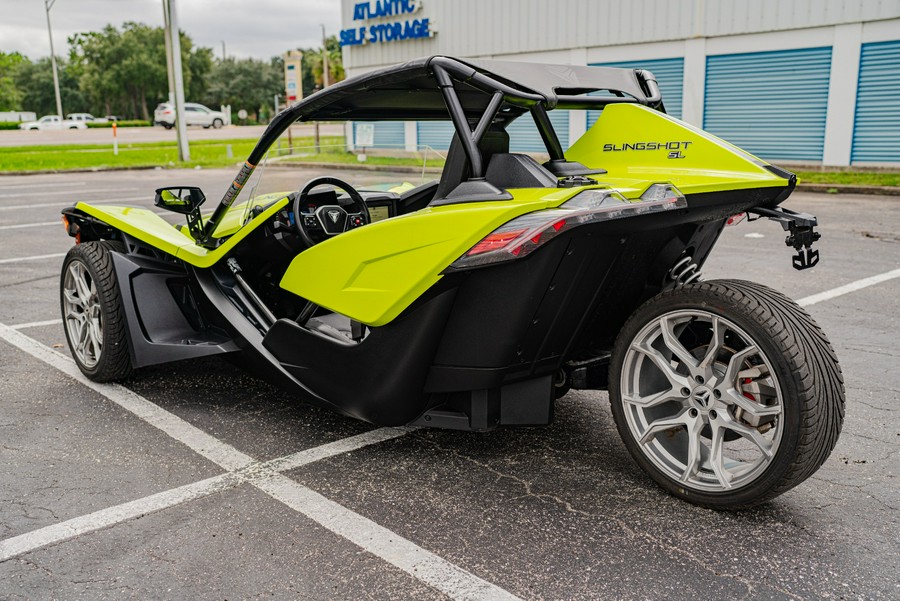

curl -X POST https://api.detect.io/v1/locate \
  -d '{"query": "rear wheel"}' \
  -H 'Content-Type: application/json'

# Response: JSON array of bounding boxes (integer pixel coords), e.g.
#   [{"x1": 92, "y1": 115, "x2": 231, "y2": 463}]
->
[
  {"x1": 60, "y1": 241, "x2": 133, "y2": 382},
  {"x1": 609, "y1": 280, "x2": 844, "y2": 509}
]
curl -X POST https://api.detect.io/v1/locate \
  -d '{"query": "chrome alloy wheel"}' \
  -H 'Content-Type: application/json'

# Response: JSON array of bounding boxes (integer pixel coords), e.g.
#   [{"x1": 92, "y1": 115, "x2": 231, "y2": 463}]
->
[
  {"x1": 620, "y1": 310, "x2": 784, "y2": 492},
  {"x1": 62, "y1": 259, "x2": 103, "y2": 369}
]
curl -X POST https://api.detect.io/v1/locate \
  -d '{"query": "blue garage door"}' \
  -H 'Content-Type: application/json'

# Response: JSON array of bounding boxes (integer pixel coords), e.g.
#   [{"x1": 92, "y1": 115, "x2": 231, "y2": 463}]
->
[
  {"x1": 352, "y1": 121, "x2": 405, "y2": 149},
  {"x1": 852, "y1": 40, "x2": 900, "y2": 163},
  {"x1": 416, "y1": 121, "x2": 456, "y2": 151},
  {"x1": 704, "y1": 47, "x2": 832, "y2": 161},
  {"x1": 587, "y1": 58, "x2": 684, "y2": 128},
  {"x1": 417, "y1": 110, "x2": 570, "y2": 153},
  {"x1": 508, "y1": 109, "x2": 569, "y2": 152}
]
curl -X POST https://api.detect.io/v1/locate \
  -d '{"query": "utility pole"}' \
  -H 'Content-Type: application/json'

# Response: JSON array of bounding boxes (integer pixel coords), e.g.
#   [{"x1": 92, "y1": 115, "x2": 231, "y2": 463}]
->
[
  {"x1": 161, "y1": 0, "x2": 175, "y2": 103},
  {"x1": 44, "y1": 0, "x2": 63, "y2": 119},
  {"x1": 164, "y1": 0, "x2": 190, "y2": 161},
  {"x1": 221, "y1": 41, "x2": 226, "y2": 61},
  {"x1": 321, "y1": 24, "x2": 330, "y2": 88}
]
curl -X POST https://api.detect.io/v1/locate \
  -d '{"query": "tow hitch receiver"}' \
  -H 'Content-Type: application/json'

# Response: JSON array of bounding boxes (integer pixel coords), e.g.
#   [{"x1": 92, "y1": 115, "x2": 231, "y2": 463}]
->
[{"x1": 749, "y1": 206, "x2": 821, "y2": 270}]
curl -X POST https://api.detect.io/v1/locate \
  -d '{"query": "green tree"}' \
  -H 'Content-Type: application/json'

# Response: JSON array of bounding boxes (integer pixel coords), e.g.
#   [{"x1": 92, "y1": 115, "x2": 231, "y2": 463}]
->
[
  {"x1": 69, "y1": 22, "x2": 211, "y2": 120},
  {"x1": 15, "y1": 57, "x2": 85, "y2": 115},
  {"x1": 203, "y1": 56, "x2": 283, "y2": 121},
  {"x1": 298, "y1": 35, "x2": 345, "y2": 97},
  {"x1": 0, "y1": 51, "x2": 28, "y2": 111}
]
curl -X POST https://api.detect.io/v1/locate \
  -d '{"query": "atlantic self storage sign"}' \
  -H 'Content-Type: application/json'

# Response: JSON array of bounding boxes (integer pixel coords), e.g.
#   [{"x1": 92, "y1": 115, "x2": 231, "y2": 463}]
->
[{"x1": 340, "y1": 0, "x2": 434, "y2": 46}]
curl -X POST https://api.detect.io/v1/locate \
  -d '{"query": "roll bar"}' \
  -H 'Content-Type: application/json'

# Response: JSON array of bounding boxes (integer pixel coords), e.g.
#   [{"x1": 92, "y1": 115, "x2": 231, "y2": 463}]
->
[{"x1": 196, "y1": 58, "x2": 662, "y2": 246}]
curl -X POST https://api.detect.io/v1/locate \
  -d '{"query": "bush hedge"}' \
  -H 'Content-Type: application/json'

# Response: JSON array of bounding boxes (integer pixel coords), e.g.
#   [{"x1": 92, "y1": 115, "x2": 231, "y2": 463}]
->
[
  {"x1": 86, "y1": 120, "x2": 152, "y2": 128},
  {"x1": 0, "y1": 122, "x2": 21, "y2": 130}
]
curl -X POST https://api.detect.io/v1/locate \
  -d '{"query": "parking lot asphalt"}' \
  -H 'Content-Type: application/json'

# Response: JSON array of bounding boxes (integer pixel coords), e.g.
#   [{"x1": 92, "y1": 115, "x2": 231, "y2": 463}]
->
[{"x1": 0, "y1": 169, "x2": 897, "y2": 600}]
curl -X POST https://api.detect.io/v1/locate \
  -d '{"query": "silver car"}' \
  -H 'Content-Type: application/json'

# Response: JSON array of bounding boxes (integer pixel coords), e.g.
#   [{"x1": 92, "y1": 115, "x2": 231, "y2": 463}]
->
[{"x1": 154, "y1": 102, "x2": 226, "y2": 129}]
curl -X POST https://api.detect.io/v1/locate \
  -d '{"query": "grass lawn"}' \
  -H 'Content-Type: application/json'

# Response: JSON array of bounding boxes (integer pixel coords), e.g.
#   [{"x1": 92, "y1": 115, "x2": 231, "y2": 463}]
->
[
  {"x1": 0, "y1": 136, "x2": 896, "y2": 188},
  {"x1": 795, "y1": 170, "x2": 900, "y2": 187}
]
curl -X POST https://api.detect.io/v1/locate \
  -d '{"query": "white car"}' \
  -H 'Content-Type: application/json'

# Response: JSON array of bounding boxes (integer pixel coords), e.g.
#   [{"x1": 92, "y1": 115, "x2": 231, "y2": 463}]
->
[
  {"x1": 154, "y1": 102, "x2": 226, "y2": 129},
  {"x1": 66, "y1": 113, "x2": 108, "y2": 124},
  {"x1": 18, "y1": 115, "x2": 87, "y2": 130}
]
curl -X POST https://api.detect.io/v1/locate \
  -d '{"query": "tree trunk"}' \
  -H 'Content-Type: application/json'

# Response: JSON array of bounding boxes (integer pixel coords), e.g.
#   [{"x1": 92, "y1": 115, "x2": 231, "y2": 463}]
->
[{"x1": 140, "y1": 89, "x2": 149, "y2": 122}]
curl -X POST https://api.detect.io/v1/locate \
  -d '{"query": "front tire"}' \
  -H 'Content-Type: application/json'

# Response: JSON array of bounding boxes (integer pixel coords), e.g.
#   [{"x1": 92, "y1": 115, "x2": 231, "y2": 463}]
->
[
  {"x1": 212, "y1": 118, "x2": 223, "y2": 129},
  {"x1": 609, "y1": 280, "x2": 844, "y2": 509},
  {"x1": 60, "y1": 241, "x2": 133, "y2": 382}
]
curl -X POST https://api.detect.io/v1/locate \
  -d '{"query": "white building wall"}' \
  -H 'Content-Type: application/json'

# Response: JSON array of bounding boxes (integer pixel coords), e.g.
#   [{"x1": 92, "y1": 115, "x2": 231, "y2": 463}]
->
[
  {"x1": 342, "y1": 0, "x2": 900, "y2": 72},
  {"x1": 340, "y1": 1, "x2": 900, "y2": 165}
]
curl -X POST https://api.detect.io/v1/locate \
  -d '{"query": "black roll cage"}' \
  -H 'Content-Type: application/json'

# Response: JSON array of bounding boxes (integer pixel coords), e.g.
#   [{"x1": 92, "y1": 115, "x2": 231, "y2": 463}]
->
[{"x1": 198, "y1": 56, "x2": 663, "y2": 247}]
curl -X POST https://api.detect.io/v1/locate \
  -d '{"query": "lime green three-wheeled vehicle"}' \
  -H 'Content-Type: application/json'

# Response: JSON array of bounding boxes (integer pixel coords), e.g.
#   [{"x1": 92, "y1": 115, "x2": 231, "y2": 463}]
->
[{"x1": 60, "y1": 56, "x2": 844, "y2": 509}]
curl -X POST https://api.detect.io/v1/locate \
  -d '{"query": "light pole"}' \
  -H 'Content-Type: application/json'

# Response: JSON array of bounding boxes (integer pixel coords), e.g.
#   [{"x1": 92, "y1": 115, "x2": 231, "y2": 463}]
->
[
  {"x1": 221, "y1": 40, "x2": 226, "y2": 61},
  {"x1": 321, "y1": 24, "x2": 329, "y2": 88},
  {"x1": 44, "y1": 0, "x2": 64, "y2": 119},
  {"x1": 162, "y1": 0, "x2": 190, "y2": 161}
]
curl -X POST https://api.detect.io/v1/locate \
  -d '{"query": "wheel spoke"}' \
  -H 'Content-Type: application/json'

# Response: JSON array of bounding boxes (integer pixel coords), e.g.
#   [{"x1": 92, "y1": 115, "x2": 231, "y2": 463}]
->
[
  {"x1": 639, "y1": 410, "x2": 688, "y2": 445},
  {"x1": 681, "y1": 413, "x2": 705, "y2": 482},
  {"x1": 699, "y1": 316, "x2": 725, "y2": 370},
  {"x1": 63, "y1": 287, "x2": 83, "y2": 309},
  {"x1": 622, "y1": 387, "x2": 683, "y2": 409},
  {"x1": 719, "y1": 412, "x2": 775, "y2": 458},
  {"x1": 659, "y1": 316, "x2": 699, "y2": 373},
  {"x1": 633, "y1": 343, "x2": 691, "y2": 390},
  {"x1": 721, "y1": 344, "x2": 759, "y2": 386},
  {"x1": 708, "y1": 421, "x2": 733, "y2": 489},
  {"x1": 723, "y1": 389, "x2": 781, "y2": 418}
]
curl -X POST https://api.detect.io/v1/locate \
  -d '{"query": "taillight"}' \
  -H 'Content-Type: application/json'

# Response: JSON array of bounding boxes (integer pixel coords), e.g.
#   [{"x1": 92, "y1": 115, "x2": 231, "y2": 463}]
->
[
  {"x1": 726, "y1": 212, "x2": 746, "y2": 226},
  {"x1": 450, "y1": 184, "x2": 686, "y2": 269}
]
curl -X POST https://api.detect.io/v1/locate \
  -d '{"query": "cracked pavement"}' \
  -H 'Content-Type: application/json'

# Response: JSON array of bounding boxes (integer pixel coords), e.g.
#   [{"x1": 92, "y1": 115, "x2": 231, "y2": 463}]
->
[{"x1": 1, "y1": 171, "x2": 898, "y2": 600}]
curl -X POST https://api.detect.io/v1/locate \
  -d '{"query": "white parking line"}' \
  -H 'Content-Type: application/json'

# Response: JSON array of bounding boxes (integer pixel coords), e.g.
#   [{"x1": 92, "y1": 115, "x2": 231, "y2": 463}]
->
[
  {"x1": 0, "y1": 325, "x2": 521, "y2": 601},
  {"x1": 0, "y1": 221, "x2": 58, "y2": 230},
  {"x1": 257, "y1": 473, "x2": 521, "y2": 601},
  {"x1": 798, "y1": 267, "x2": 900, "y2": 307},
  {"x1": 0, "y1": 189, "x2": 119, "y2": 198},
  {"x1": 10, "y1": 319, "x2": 63, "y2": 330},
  {"x1": 0, "y1": 252, "x2": 66, "y2": 265},
  {"x1": 0, "y1": 182, "x2": 87, "y2": 190},
  {"x1": 0, "y1": 197, "x2": 150, "y2": 211},
  {"x1": 0, "y1": 473, "x2": 242, "y2": 562}
]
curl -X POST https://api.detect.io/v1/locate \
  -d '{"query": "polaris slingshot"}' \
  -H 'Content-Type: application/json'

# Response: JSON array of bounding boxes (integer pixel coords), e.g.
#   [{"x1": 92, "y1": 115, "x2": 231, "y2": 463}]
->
[{"x1": 60, "y1": 57, "x2": 844, "y2": 509}]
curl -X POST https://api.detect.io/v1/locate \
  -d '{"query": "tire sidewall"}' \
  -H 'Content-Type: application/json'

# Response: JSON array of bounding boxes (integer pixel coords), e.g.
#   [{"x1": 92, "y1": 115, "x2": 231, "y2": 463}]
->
[
  {"x1": 609, "y1": 283, "x2": 803, "y2": 508},
  {"x1": 60, "y1": 244, "x2": 126, "y2": 379}
]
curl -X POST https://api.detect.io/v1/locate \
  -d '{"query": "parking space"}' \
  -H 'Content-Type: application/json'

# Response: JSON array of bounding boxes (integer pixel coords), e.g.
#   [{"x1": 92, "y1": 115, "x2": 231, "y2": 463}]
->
[{"x1": 1, "y1": 170, "x2": 898, "y2": 600}]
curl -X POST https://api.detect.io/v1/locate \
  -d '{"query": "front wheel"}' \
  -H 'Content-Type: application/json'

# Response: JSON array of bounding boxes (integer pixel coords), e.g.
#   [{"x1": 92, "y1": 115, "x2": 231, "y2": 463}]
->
[
  {"x1": 609, "y1": 280, "x2": 844, "y2": 509},
  {"x1": 60, "y1": 241, "x2": 133, "y2": 382},
  {"x1": 212, "y1": 118, "x2": 223, "y2": 129}
]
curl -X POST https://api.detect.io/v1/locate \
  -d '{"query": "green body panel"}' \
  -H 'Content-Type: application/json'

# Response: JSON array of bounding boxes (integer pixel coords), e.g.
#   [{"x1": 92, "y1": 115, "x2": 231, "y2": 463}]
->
[
  {"x1": 75, "y1": 102, "x2": 790, "y2": 328},
  {"x1": 279, "y1": 187, "x2": 583, "y2": 327},
  {"x1": 76, "y1": 197, "x2": 289, "y2": 268},
  {"x1": 567, "y1": 104, "x2": 787, "y2": 196}
]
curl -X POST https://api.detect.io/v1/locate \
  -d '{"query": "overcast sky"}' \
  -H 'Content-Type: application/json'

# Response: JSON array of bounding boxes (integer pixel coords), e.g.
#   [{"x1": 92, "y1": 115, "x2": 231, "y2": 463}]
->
[{"x1": 1, "y1": 0, "x2": 343, "y2": 61}]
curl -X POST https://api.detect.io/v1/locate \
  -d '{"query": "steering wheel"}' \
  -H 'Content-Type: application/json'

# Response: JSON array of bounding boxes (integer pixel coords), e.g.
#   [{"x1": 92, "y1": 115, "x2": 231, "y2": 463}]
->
[{"x1": 293, "y1": 176, "x2": 369, "y2": 248}]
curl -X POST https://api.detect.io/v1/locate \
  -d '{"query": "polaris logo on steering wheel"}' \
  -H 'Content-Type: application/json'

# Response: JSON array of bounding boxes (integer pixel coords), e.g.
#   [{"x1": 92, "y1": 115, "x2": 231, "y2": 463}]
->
[{"x1": 327, "y1": 210, "x2": 342, "y2": 223}]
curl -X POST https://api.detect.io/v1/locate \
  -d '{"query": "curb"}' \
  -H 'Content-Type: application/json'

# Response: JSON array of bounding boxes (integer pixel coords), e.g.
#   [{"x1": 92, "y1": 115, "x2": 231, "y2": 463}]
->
[
  {"x1": 796, "y1": 183, "x2": 900, "y2": 196},
  {"x1": 0, "y1": 166, "x2": 162, "y2": 176}
]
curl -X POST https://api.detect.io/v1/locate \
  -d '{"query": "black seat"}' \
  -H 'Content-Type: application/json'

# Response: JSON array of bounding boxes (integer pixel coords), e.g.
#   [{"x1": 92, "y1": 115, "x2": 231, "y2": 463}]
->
[{"x1": 433, "y1": 128, "x2": 510, "y2": 200}]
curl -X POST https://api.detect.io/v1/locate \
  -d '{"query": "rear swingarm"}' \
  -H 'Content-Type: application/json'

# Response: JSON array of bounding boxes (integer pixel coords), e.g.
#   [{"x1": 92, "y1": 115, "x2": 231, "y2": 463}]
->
[{"x1": 748, "y1": 206, "x2": 822, "y2": 270}]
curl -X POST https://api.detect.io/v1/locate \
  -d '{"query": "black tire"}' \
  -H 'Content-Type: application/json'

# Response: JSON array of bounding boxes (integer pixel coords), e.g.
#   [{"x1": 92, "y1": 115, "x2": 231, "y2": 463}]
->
[
  {"x1": 60, "y1": 241, "x2": 133, "y2": 382},
  {"x1": 212, "y1": 118, "x2": 223, "y2": 129},
  {"x1": 608, "y1": 279, "x2": 844, "y2": 509}
]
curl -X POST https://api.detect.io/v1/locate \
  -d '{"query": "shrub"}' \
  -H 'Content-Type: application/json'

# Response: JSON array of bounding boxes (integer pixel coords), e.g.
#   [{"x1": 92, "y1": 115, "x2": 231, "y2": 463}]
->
[
  {"x1": 86, "y1": 120, "x2": 152, "y2": 128},
  {"x1": 0, "y1": 121, "x2": 21, "y2": 130}
]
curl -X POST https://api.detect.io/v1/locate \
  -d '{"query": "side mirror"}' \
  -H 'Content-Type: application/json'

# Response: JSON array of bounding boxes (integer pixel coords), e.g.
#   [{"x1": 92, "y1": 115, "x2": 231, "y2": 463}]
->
[
  {"x1": 154, "y1": 186, "x2": 206, "y2": 239},
  {"x1": 154, "y1": 186, "x2": 206, "y2": 214}
]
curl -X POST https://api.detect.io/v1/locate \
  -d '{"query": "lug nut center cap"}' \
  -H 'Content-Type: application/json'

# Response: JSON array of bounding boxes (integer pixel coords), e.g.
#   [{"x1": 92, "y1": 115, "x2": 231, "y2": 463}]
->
[{"x1": 692, "y1": 387, "x2": 713, "y2": 410}]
